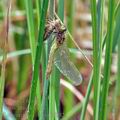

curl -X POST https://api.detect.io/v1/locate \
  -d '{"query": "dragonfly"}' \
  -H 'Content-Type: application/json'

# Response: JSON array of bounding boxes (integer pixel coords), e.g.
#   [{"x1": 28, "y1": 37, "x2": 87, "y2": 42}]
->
[{"x1": 44, "y1": 19, "x2": 82, "y2": 86}]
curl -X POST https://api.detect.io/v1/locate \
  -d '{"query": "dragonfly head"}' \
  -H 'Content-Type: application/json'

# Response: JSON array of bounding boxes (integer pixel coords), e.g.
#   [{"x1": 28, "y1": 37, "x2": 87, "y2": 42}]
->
[{"x1": 43, "y1": 19, "x2": 67, "y2": 45}]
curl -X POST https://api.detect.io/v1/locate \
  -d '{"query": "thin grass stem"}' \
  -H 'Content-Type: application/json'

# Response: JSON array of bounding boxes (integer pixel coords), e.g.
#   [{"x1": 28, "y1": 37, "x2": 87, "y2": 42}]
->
[
  {"x1": 27, "y1": 0, "x2": 49, "y2": 119},
  {"x1": 99, "y1": 0, "x2": 115, "y2": 119}
]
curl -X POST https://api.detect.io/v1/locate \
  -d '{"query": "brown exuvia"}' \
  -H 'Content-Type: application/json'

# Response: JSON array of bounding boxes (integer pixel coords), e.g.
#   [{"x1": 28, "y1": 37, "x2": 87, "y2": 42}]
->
[{"x1": 44, "y1": 19, "x2": 66, "y2": 45}]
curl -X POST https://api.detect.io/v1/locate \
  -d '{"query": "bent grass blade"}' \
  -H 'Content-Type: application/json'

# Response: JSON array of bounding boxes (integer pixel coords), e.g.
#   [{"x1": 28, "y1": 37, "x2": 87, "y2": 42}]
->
[{"x1": 46, "y1": 40, "x2": 83, "y2": 86}]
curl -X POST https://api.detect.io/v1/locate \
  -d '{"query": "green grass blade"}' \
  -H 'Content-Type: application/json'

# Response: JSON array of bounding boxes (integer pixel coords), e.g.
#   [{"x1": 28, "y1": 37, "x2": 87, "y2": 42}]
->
[
  {"x1": 39, "y1": 2, "x2": 50, "y2": 120},
  {"x1": 66, "y1": 0, "x2": 75, "y2": 47},
  {"x1": 62, "y1": 102, "x2": 82, "y2": 120},
  {"x1": 112, "y1": 2, "x2": 120, "y2": 119},
  {"x1": 49, "y1": 74, "x2": 55, "y2": 120},
  {"x1": 113, "y1": 32, "x2": 120, "y2": 119},
  {"x1": 90, "y1": 0, "x2": 104, "y2": 119},
  {"x1": 58, "y1": 0, "x2": 64, "y2": 22},
  {"x1": 48, "y1": 1, "x2": 56, "y2": 120},
  {"x1": 0, "y1": 49, "x2": 31, "y2": 61},
  {"x1": 64, "y1": 0, "x2": 74, "y2": 116},
  {"x1": 54, "y1": 66, "x2": 61, "y2": 115},
  {"x1": 80, "y1": 72, "x2": 93, "y2": 120},
  {"x1": 25, "y1": 0, "x2": 35, "y2": 61},
  {"x1": 49, "y1": 0, "x2": 54, "y2": 18},
  {"x1": 0, "y1": 63, "x2": 6, "y2": 120},
  {"x1": 99, "y1": 0, "x2": 115, "y2": 120},
  {"x1": 40, "y1": 80, "x2": 49, "y2": 120},
  {"x1": 27, "y1": 0, "x2": 49, "y2": 119},
  {"x1": 25, "y1": 0, "x2": 42, "y2": 119},
  {"x1": 112, "y1": 3, "x2": 120, "y2": 52},
  {"x1": 40, "y1": 44, "x2": 49, "y2": 120},
  {"x1": 80, "y1": 0, "x2": 105, "y2": 119},
  {"x1": 54, "y1": 0, "x2": 64, "y2": 116},
  {"x1": 36, "y1": 0, "x2": 41, "y2": 27}
]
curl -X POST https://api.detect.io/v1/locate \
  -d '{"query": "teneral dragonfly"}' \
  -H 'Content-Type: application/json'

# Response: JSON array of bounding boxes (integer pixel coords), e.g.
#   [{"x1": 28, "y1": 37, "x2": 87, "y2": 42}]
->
[{"x1": 44, "y1": 19, "x2": 82, "y2": 85}]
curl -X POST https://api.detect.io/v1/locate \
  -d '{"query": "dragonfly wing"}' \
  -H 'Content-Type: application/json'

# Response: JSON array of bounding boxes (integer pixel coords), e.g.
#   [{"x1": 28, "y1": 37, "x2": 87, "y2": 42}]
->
[{"x1": 54, "y1": 43, "x2": 83, "y2": 85}]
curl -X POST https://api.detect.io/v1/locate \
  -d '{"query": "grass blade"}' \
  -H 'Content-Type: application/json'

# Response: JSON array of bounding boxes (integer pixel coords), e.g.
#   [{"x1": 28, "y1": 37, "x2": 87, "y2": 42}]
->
[
  {"x1": 25, "y1": 0, "x2": 42, "y2": 118},
  {"x1": 48, "y1": 1, "x2": 56, "y2": 120},
  {"x1": 27, "y1": 0, "x2": 49, "y2": 119},
  {"x1": 90, "y1": 0, "x2": 104, "y2": 119},
  {"x1": 112, "y1": 2, "x2": 120, "y2": 52},
  {"x1": 99, "y1": 0, "x2": 115, "y2": 119},
  {"x1": 112, "y1": 3, "x2": 120, "y2": 119},
  {"x1": 25, "y1": 0, "x2": 36, "y2": 61},
  {"x1": 80, "y1": 72, "x2": 93, "y2": 120},
  {"x1": 54, "y1": 0, "x2": 64, "y2": 116},
  {"x1": 62, "y1": 103, "x2": 82, "y2": 120},
  {"x1": 91, "y1": 0, "x2": 99, "y2": 119}
]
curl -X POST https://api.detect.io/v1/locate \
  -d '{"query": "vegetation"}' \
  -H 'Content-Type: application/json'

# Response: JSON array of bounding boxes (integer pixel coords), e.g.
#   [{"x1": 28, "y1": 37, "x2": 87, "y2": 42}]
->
[{"x1": 0, "y1": 0, "x2": 120, "y2": 120}]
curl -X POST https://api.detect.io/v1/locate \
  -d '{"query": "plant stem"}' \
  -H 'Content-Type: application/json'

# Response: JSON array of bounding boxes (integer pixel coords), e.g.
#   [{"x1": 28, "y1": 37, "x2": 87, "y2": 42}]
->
[
  {"x1": 91, "y1": 0, "x2": 104, "y2": 119},
  {"x1": 48, "y1": 0, "x2": 56, "y2": 120},
  {"x1": 80, "y1": 72, "x2": 93, "y2": 120},
  {"x1": 62, "y1": 102, "x2": 82, "y2": 120},
  {"x1": 27, "y1": 0, "x2": 49, "y2": 119},
  {"x1": 0, "y1": 54, "x2": 7, "y2": 120},
  {"x1": 99, "y1": 0, "x2": 115, "y2": 119},
  {"x1": 25, "y1": 0, "x2": 42, "y2": 119},
  {"x1": 112, "y1": 3, "x2": 120, "y2": 119}
]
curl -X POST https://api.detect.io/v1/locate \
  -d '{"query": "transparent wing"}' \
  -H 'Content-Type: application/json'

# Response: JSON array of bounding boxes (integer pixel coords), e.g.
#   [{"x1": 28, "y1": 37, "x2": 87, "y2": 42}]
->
[{"x1": 54, "y1": 43, "x2": 82, "y2": 85}]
